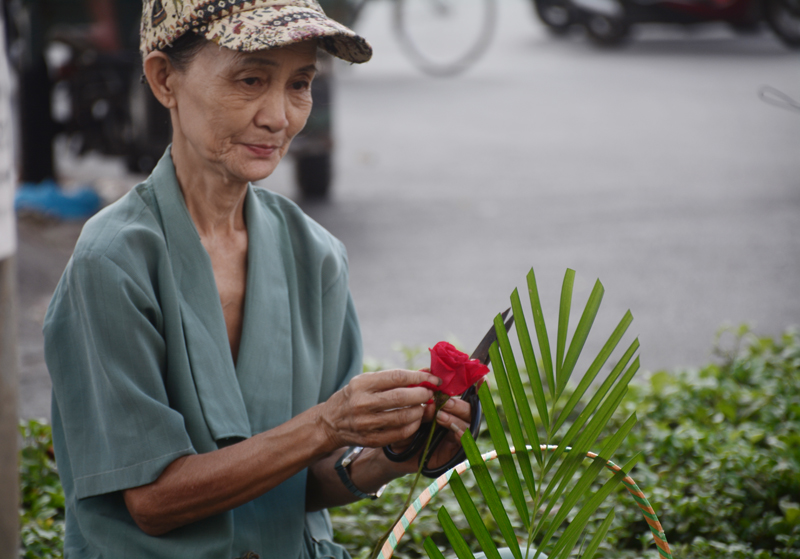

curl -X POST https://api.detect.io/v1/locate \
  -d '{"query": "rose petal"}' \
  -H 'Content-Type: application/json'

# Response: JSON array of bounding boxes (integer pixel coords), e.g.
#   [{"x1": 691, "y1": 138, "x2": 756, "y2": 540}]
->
[{"x1": 427, "y1": 342, "x2": 489, "y2": 396}]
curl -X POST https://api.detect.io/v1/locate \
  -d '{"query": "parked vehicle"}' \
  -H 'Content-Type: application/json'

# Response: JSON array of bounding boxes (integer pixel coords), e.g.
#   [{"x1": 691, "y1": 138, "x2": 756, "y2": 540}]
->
[
  {"x1": 7, "y1": 0, "x2": 336, "y2": 198},
  {"x1": 530, "y1": 0, "x2": 800, "y2": 47}
]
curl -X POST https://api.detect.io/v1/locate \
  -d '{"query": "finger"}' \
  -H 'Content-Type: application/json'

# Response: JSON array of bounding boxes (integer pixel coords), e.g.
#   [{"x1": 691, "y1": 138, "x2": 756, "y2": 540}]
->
[
  {"x1": 357, "y1": 424, "x2": 425, "y2": 449},
  {"x1": 354, "y1": 405, "x2": 427, "y2": 434},
  {"x1": 435, "y1": 410, "x2": 469, "y2": 438},
  {"x1": 359, "y1": 369, "x2": 441, "y2": 392},
  {"x1": 441, "y1": 397, "x2": 472, "y2": 423},
  {"x1": 369, "y1": 386, "x2": 435, "y2": 413}
]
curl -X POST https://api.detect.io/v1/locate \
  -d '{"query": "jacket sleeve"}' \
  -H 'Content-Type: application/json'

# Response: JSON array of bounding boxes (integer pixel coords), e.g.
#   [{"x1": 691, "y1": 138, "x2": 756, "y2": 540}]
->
[{"x1": 45, "y1": 251, "x2": 195, "y2": 500}]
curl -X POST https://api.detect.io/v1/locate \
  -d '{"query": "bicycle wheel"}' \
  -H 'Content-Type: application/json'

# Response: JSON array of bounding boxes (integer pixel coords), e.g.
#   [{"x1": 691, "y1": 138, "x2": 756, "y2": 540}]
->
[{"x1": 393, "y1": 0, "x2": 497, "y2": 77}]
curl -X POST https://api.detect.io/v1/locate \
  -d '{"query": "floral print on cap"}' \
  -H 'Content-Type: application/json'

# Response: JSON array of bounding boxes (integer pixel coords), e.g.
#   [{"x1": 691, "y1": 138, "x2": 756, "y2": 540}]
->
[{"x1": 140, "y1": 0, "x2": 372, "y2": 63}]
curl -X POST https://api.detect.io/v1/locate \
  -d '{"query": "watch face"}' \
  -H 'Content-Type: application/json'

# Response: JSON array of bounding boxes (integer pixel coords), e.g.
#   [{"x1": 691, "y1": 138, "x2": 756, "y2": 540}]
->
[{"x1": 340, "y1": 445, "x2": 362, "y2": 468}]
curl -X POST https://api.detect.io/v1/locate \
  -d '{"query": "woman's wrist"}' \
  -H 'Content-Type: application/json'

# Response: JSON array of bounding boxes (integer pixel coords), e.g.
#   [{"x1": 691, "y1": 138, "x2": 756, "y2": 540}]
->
[{"x1": 347, "y1": 447, "x2": 408, "y2": 494}]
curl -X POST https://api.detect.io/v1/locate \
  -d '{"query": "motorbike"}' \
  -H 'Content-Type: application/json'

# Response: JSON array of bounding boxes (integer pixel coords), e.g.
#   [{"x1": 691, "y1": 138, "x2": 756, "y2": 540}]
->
[{"x1": 531, "y1": 0, "x2": 800, "y2": 47}]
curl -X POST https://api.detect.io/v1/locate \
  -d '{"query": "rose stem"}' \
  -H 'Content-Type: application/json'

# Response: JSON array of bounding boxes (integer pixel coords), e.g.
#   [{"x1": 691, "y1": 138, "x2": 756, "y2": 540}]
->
[{"x1": 370, "y1": 396, "x2": 450, "y2": 559}]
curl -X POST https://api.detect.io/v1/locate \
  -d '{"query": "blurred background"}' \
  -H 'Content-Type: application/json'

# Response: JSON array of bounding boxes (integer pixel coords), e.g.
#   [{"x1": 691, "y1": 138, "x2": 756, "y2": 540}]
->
[{"x1": 4, "y1": 0, "x2": 799, "y2": 422}]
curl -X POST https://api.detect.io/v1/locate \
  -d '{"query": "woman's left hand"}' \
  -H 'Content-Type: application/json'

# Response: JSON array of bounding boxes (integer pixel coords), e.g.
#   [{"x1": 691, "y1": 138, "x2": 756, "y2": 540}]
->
[{"x1": 390, "y1": 396, "x2": 473, "y2": 475}]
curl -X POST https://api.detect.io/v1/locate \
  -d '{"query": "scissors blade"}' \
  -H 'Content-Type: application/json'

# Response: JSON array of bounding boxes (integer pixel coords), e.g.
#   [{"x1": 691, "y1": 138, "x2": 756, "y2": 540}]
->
[{"x1": 469, "y1": 308, "x2": 515, "y2": 365}]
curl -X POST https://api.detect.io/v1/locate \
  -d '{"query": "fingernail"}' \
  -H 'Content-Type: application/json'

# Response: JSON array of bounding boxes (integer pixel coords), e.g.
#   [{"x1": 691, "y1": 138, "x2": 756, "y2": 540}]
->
[
  {"x1": 449, "y1": 423, "x2": 461, "y2": 434},
  {"x1": 437, "y1": 411, "x2": 451, "y2": 422}
]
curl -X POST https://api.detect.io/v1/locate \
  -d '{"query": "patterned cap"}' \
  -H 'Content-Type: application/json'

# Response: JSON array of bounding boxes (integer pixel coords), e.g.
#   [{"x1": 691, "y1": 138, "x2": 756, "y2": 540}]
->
[{"x1": 140, "y1": 0, "x2": 372, "y2": 63}]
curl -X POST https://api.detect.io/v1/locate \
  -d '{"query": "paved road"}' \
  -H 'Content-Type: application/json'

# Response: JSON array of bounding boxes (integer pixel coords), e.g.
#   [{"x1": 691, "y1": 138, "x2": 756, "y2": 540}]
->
[{"x1": 16, "y1": 0, "x2": 800, "y2": 419}]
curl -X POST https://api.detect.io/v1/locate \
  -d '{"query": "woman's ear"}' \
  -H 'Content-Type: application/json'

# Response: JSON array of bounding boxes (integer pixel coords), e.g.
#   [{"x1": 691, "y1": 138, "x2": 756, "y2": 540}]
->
[{"x1": 143, "y1": 52, "x2": 178, "y2": 109}]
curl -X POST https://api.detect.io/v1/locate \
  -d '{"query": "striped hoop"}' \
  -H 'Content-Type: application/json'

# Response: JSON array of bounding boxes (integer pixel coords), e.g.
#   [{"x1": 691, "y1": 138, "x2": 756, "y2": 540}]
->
[{"x1": 379, "y1": 445, "x2": 671, "y2": 559}]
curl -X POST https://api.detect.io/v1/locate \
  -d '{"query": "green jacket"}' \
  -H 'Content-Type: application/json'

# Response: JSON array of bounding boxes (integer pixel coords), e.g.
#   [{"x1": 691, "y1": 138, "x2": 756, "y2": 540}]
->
[{"x1": 44, "y1": 150, "x2": 362, "y2": 558}]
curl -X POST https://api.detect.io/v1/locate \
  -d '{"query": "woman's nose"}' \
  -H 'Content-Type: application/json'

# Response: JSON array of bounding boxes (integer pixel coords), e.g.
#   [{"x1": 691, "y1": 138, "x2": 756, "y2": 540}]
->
[{"x1": 254, "y1": 90, "x2": 290, "y2": 133}]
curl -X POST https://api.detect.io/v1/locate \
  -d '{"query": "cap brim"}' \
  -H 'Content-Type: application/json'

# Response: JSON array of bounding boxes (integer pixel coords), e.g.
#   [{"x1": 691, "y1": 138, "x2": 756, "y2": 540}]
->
[{"x1": 201, "y1": 5, "x2": 372, "y2": 63}]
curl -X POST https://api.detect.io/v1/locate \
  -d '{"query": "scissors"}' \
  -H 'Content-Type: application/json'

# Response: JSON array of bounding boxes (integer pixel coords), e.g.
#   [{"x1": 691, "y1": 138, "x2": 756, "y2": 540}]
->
[{"x1": 383, "y1": 308, "x2": 515, "y2": 478}]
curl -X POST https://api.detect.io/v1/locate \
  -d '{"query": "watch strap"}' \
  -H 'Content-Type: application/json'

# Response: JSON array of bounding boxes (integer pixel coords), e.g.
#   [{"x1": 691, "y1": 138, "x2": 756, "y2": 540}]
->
[{"x1": 335, "y1": 446, "x2": 380, "y2": 500}]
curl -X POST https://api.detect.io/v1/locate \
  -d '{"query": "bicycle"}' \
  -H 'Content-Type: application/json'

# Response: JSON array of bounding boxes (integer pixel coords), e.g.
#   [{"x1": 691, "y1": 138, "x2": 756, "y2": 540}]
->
[{"x1": 329, "y1": 0, "x2": 498, "y2": 77}]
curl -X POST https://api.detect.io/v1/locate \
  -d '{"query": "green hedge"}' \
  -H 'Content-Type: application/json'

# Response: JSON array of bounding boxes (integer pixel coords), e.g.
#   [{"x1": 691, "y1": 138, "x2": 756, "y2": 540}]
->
[
  {"x1": 18, "y1": 419, "x2": 64, "y2": 559},
  {"x1": 18, "y1": 328, "x2": 800, "y2": 559},
  {"x1": 605, "y1": 327, "x2": 800, "y2": 558}
]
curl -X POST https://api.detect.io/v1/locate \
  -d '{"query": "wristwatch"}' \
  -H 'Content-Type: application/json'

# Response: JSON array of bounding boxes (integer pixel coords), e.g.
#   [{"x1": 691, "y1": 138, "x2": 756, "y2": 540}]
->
[{"x1": 335, "y1": 446, "x2": 385, "y2": 500}]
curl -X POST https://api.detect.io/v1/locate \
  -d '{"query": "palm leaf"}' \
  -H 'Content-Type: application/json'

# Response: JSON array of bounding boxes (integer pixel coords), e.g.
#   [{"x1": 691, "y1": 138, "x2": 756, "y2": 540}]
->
[
  {"x1": 551, "y1": 311, "x2": 633, "y2": 435},
  {"x1": 478, "y1": 368, "x2": 531, "y2": 529},
  {"x1": 531, "y1": 388, "x2": 630, "y2": 546},
  {"x1": 532, "y1": 413, "x2": 637, "y2": 551},
  {"x1": 461, "y1": 430, "x2": 523, "y2": 559},
  {"x1": 438, "y1": 506, "x2": 477, "y2": 559},
  {"x1": 428, "y1": 269, "x2": 644, "y2": 559},
  {"x1": 494, "y1": 312, "x2": 543, "y2": 468},
  {"x1": 547, "y1": 453, "x2": 642, "y2": 559},
  {"x1": 558, "y1": 279, "x2": 604, "y2": 396},
  {"x1": 526, "y1": 269, "x2": 555, "y2": 398},
  {"x1": 579, "y1": 509, "x2": 615, "y2": 559},
  {"x1": 424, "y1": 537, "x2": 448, "y2": 559},
  {"x1": 488, "y1": 343, "x2": 539, "y2": 508},
  {"x1": 450, "y1": 474, "x2": 503, "y2": 559},
  {"x1": 555, "y1": 269, "x2": 575, "y2": 391},
  {"x1": 545, "y1": 347, "x2": 639, "y2": 475},
  {"x1": 510, "y1": 288, "x2": 549, "y2": 433}
]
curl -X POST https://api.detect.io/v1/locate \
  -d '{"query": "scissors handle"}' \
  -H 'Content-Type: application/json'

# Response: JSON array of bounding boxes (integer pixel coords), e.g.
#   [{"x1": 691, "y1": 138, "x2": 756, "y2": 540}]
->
[
  {"x1": 382, "y1": 384, "x2": 483, "y2": 478},
  {"x1": 382, "y1": 421, "x2": 431, "y2": 463}
]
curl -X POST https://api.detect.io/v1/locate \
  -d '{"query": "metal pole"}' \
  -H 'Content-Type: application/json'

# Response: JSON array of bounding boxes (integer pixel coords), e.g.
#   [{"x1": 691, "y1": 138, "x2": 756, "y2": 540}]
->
[{"x1": 0, "y1": 257, "x2": 19, "y2": 559}]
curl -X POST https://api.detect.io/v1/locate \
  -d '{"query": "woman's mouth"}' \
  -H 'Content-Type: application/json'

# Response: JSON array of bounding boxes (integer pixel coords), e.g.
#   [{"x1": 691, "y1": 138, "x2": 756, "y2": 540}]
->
[{"x1": 243, "y1": 143, "x2": 278, "y2": 157}]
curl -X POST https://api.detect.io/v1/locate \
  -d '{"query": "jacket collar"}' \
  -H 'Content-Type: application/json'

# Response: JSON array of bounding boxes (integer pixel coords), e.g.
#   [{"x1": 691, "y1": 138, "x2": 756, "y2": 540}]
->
[{"x1": 150, "y1": 151, "x2": 252, "y2": 442}]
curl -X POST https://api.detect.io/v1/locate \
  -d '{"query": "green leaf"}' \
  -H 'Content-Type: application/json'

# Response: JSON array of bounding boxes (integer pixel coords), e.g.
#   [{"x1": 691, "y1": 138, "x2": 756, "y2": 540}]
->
[
  {"x1": 545, "y1": 340, "x2": 639, "y2": 473},
  {"x1": 461, "y1": 430, "x2": 523, "y2": 559},
  {"x1": 438, "y1": 506, "x2": 477, "y2": 559},
  {"x1": 579, "y1": 509, "x2": 615, "y2": 559},
  {"x1": 527, "y1": 268, "x2": 555, "y2": 398},
  {"x1": 450, "y1": 474, "x2": 503, "y2": 559},
  {"x1": 534, "y1": 453, "x2": 609, "y2": 554},
  {"x1": 561, "y1": 355, "x2": 638, "y2": 464},
  {"x1": 552, "y1": 310, "x2": 632, "y2": 435},
  {"x1": 494, "y1": 312, "x2": 543, "y2": 468},
  {"x1": 597, "y1": 413, "x2": 637, "y2": 459},
  {"x1": 540, "y1": 382, "x2": 631, "y2": 515},
  {"x1": 486, "y1": 347, "x2": 537, "y2": 510},
  {"x1": 551, "y1": 517, "x2": 587, "y2": 559},
  {"x1": 478, "y1": 369, "x2": 531, "y2": 529},
  {"x1": 548, "y1": 411, "x2": 637, "y2": 544},
  {"x1": 558, "y1": 279, "x2": 604, "y2": 396},
  {"x1": 556, "y1": 269, "x2": 575, "y2": 391},
  {"x1": 510, "y1": 288, "x2": 549, "y2": 432},
  {"x1": 549, "y1": 454, "x2": 641, "y2": 558},
  {"x1": 424, "y1": 537, "x2": 448, "y2": 559}
]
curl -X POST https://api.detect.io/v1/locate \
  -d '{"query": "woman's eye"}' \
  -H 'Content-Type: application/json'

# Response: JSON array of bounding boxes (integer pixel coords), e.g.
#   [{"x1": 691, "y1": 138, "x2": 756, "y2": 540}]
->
[
  {"x1": 242, "y1": 77, "x2": 260, "y2": 86},
  {"x1": 291, "y1": 80, "x2": 310, "y2": 91}
]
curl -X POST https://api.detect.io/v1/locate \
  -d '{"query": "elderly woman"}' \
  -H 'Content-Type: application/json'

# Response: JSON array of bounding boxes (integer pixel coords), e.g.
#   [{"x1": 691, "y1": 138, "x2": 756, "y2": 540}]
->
[{"x1": 43, "y1": 1, "x2": 474, "y2": 558}]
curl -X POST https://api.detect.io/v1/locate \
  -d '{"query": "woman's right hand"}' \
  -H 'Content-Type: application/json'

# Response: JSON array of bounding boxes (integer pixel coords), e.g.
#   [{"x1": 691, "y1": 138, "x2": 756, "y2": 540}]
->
[{"x1": 316, "y1": 369, "x2": 441, "y2": 451}]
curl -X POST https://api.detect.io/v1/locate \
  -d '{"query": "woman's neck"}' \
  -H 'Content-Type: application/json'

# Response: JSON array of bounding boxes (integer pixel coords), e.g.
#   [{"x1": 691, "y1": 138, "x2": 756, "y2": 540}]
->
[{"x1": 170, "y1": 141, "x2": 248, "y2": 238}]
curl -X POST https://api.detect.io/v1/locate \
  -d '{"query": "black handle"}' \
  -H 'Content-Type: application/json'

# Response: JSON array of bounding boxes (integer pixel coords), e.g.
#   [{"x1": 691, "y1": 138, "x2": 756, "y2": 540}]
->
[
  {"x1": 382, "y1": 384, "x2": 484, "y2": 477},
  {"x1": 421, "y1": 385, "x2": 482, "y2": 478}
]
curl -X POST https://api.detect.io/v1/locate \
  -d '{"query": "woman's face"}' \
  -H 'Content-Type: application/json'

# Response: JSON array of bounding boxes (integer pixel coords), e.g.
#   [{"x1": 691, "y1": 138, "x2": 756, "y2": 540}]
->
[{"x1": 168, "y1": 41, "x2": 317, "y2": 184}]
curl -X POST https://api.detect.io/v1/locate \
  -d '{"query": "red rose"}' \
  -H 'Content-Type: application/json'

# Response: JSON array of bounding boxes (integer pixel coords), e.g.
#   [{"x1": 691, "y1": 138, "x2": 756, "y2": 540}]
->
[{"x1": 416, "y1": 341, "x2": 489, "y2": 396}]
